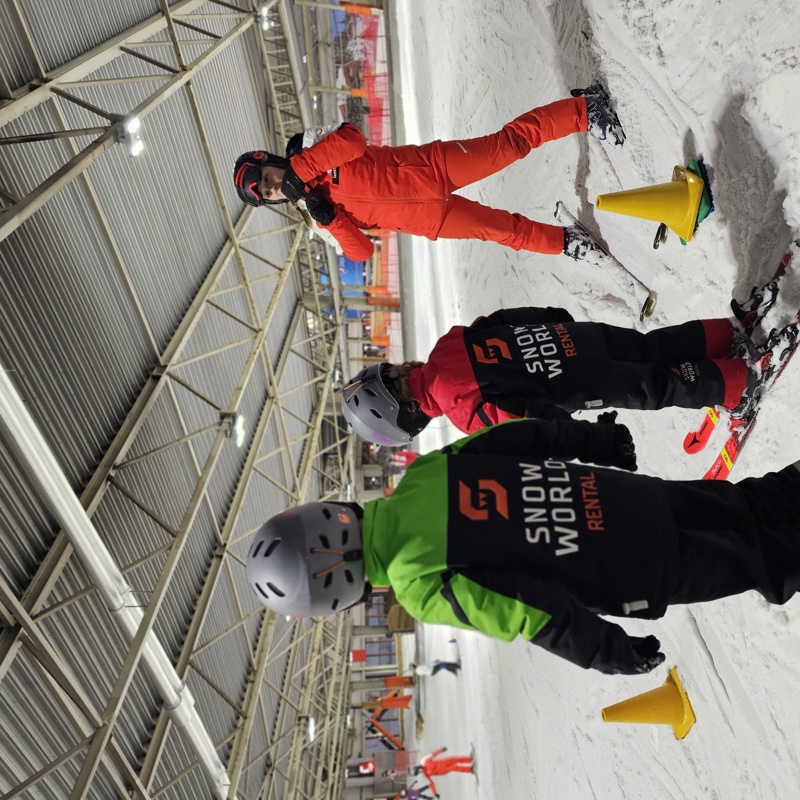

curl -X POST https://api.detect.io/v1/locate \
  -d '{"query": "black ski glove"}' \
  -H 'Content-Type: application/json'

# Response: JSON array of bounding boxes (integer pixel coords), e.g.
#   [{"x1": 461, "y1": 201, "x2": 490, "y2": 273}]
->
[
  {"x1": 305, "y1": 189, "x2": 337, "y2": 226},
  {"x1": 281, "y1": 164, "x2": 307, "y2": 203},
  {"x1": 628, "y1": 635, "x2": 666, "y2": 674},
  {"x1": 587, "y1": 415, "x2": 638, "y2": 471},
  {"x1": 597, "y1": 634, "x2": 665, "y2": 675},
  {"x1": 596, "y1": 410, "x2": 637, "y2": 471},
  {"x1": 613, "y1": 423, "x2": 638, "y2": 472}
]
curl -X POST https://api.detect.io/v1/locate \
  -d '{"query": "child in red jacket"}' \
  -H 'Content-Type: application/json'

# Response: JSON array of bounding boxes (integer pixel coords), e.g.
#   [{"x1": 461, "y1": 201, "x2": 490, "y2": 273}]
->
[
  {"x1": 233, "y1": 86, "x2": 623, "y2": 262},
  {"x1": 340, "y1": 305, "x2": 798, "y2": 446}
]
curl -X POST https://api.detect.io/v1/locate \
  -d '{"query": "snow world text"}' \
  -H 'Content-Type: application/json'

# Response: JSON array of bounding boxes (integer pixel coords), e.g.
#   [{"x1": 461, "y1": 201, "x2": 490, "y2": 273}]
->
[
  {"x1": 519, "y1": 460, "x2": 603, "y2": 556},
  {"x1": 513, "y1": 323, "x2": 577, "y2": 379}
]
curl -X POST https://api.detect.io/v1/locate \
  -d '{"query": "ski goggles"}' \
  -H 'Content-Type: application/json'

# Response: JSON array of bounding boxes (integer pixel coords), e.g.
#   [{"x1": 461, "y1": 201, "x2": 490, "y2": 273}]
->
[{"x1": 234, "y1": 160, "x2": 264, "y2": 206}]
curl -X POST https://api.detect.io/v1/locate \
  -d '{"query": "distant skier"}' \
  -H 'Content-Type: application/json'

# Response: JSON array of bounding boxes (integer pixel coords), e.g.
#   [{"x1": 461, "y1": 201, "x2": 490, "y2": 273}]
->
[
  {"x1": 410, "y1": 659, "x2": 461, "y2": 678},
  {"x1": 247, "y1": 416, "x2": 800, "y2": 676},
  {"x1": 233, "y1": 86, "x2": 624, "y2": 262},
  {"x1": 415, "y1": 747, "x2": 474, "y2": 797},
  {"x1": 399, "y1": 779, "x2": 435, "y2": 800},
  {"x1": 340, "y1": 305, "x2": 798, "y2": 446}
]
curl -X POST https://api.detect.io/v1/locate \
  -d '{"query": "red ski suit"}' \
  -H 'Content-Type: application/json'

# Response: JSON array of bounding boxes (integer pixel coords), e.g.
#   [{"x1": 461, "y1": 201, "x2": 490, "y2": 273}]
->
[
  {"x1": 289, "y1": 97, "x2": 588, "y2": 261},
  {"x1": 407, "y1": 307, "x2": 747, "y2": 434},
  {"x1": 418, "y1": 749, "x2": 473, "y2": 796}
]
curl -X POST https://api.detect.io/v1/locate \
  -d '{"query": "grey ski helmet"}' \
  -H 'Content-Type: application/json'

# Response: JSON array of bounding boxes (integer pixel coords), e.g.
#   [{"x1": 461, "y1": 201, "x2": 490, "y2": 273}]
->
[
  {"x1": 341, "y1": 363, "x2": 430, "y2": 447},
  {"x1": 233, "y1": 150, "x2": 290, "y2": 207},
  {"x1": 246, "y1": 502, "x2": 368, "y2": 617}
]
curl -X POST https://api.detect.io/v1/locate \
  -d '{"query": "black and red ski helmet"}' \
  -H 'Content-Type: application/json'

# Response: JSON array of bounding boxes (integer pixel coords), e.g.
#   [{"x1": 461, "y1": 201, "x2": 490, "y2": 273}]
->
[{"x1": 233, "y1": 150, "x2": 290, "y2": 207}]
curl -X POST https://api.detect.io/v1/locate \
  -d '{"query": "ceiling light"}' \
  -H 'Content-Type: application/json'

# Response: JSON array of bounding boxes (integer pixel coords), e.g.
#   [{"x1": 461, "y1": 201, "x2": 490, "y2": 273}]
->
[
  {"x1": 117, "y1": 116, "x2": 145, "y2": 157},
  {"x1": 234, "y1": 415, "x2": 246, "y2": 447}
]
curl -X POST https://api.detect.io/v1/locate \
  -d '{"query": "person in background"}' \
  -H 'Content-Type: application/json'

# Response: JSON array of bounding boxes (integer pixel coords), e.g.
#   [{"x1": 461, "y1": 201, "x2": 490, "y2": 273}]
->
[
  {"x1": 233, "y1": 85, "x2": 624, "y2": 263},
  {"x1": 416, "y1": 747, "x2": 475, "y2": 798},
  {"x1": 410, "y1": 659, "x2": 461, "y2": 678},
  {"x1": 246, "y1": 416, "x2": 800, "y2": 677},
  {"x1": 399, "y1": 779, "x2": 435, "y2": 800}
]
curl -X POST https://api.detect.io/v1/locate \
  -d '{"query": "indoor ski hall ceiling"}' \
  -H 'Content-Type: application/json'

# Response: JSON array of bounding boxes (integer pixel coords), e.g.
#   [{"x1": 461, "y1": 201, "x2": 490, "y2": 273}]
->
[{"x1": 0, "y1": 1, "x2": 354, "y2": 798}]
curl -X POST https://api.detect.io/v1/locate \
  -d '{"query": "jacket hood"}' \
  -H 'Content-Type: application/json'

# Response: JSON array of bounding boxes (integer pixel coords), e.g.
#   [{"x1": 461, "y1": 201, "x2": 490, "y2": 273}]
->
[{"x1": 406, "y1": 366, "x2": 444, "y2": 419}]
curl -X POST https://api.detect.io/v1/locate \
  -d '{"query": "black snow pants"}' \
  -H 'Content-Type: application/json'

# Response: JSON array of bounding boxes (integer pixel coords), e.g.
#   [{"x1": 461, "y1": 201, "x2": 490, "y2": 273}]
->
[
  {"x1": 595, "y1": 319, "x2": 734, "y2": 410},
  {"x1": 664, "y1": 464, "x2": 800, "y2": 606}
]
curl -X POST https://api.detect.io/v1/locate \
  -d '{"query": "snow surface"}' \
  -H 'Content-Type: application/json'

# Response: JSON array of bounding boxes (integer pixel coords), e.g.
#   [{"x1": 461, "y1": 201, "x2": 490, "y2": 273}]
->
[{"x1": 389, "y1": 1, "x2": 800, "y2": 798}]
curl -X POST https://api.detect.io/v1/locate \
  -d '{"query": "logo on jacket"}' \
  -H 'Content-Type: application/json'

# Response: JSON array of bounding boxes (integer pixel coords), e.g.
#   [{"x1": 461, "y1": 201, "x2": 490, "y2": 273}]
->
[
  {"x1": 458, "y1": 479, "x2": 509, "y2": 521},
  {"x1": 472, "y1": 338, "x2": 512, "y2": 364}
]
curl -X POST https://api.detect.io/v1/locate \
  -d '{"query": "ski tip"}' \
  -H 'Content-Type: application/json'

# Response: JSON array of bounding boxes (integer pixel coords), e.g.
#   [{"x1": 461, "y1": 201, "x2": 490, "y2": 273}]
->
[
  {"x1": 683, "y1": 433, "x2": 705, "y2": 455},
  {"x1": 683, "y1": 407, "x2": 720, "y2": 454}
]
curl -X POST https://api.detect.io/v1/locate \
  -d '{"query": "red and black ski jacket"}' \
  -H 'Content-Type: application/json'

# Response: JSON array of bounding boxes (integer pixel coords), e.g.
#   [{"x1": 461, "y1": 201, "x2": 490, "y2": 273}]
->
[{"x1": 407, "y1": 307, "x2": 613, "y2": 433}]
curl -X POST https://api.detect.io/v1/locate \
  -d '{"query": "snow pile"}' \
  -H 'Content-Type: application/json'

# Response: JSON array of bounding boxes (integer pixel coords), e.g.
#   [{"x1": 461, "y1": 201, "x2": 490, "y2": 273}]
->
[{"x1": 391, "y1": 1, "x2": 800, "y2": 798}]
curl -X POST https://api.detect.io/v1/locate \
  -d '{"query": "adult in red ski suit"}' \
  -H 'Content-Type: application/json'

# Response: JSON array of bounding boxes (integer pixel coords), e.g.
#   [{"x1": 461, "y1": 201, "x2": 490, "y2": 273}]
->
[
  {"x1": 233, "y1": 88, "x2": 622, "y2": 262},
  {"x1": 416, "y1": 748, "x2": 474, "y2": 797},
  {"x1": 345, "y1": 307, "x2": 756, "y2": 441}
]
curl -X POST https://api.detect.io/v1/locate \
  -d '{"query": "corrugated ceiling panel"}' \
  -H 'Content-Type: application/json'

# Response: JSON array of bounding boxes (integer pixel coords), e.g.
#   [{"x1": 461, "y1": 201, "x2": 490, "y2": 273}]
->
[
  {"x1": 0, "y1": 654, "x2": 85, "y2": 798},
  {"x1": 0, "y1": 3, "x2": 36, "y2": 90},
  {"x1": 0, "y1": 189, "x2": 154, "y2": 487},
  {"x1": 0, "y1": 443, "x2": 59, "y2": 594},
  {"x1": 152, "y1": 723, "x2": 217, "y2": 800},
  {"x1": 14, "y1": 0, "x2": 161, "y2": 74},
  {"x1": 84, "y1": 94, "x2": 230, "y2": 350}
]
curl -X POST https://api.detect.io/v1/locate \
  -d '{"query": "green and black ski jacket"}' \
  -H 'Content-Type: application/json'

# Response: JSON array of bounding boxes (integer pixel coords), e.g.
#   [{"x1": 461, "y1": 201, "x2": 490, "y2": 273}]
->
[{"x1": 362, "y1": 418, "x2": 679, "y2": 674}]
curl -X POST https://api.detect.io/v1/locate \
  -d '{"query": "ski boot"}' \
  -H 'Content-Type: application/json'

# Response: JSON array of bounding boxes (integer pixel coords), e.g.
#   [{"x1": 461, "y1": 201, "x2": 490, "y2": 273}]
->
[
  {"x1": 571, "y1": 83, "x2": 626, "y2": 147},
  {"x1": 731, "y1": 322, "x2": 799, "y2": 420},
  {"x1": 729, "y1": 358, "x2": 771, "y2": 421},
  {"x1": 563, "y1": 225, "x2": 605, "y2": 262},
  {"x1": 731, "y1": 278, "x2": 780, "y2": 337},
  {"x1": 729, "y1": 327, "x2": 763, "y2": 361}
]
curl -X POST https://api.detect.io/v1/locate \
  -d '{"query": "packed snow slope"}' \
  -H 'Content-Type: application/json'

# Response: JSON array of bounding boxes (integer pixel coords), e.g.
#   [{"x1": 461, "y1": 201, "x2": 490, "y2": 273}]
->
[{"x1": 390, "y1": 1, "x2": 800, "y2": 798}]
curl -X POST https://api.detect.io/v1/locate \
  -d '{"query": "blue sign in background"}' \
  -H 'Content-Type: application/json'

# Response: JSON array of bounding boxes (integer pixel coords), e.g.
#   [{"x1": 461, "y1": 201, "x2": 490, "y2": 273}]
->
[{"x1": 320, "y1": 255, "x2": 367, "y2": 319}]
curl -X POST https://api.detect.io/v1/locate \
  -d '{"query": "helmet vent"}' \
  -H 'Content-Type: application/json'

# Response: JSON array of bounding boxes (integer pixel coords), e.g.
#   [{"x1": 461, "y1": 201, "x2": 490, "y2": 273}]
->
[
  {"x1": 324, "y1": 573, "x2": 333, "y2": 588},
  {"x1": 365, "y1": 388, "x2": 377, "y2": 397},
  {"x1": 251, "y1": 540, "x2": 264, "y2": 558},
  {"x1": 319, "y1": 535, "x2": 331, "y2": 548},
  {"x1": 256, "y1": 584, "x2": 269, "y2": 599},
  {"x1": 263, "y1": 539, "x2": 280, "y2": 558},
  {"x1": 344, "y1": 569, "x2": 354, "y2": 584},
  {"x1": 341, "y1": 529, "x2": 349, "y2": 546},
  {"x1": 322, "y1": 507, "x2": 332, "y2": 520},
  {"x1": 331, "y1": 599, "x2": 340, "y2": 611},
  {"x1": 369, "y1": 409, "x2": 383, "y2": 419},
  {"x1": 267, "y1": 582, "x2": 285, "y2": 597}
]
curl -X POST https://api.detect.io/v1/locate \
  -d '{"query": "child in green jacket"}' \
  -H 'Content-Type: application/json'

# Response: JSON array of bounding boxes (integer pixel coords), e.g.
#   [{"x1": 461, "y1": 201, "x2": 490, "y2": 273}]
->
[{"x1": 246, "y1": 417, "x2": 800, "y2": 676}]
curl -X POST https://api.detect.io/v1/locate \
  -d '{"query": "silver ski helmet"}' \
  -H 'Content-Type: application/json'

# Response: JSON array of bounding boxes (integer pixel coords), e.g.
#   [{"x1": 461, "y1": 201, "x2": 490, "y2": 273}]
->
[
  {"x1": 233, "y1": 150, "x2": 290, "y2": 206},
  {"x1": 246, "y1": 502, "x2": 368, "y2": 617},
  {"x1": 341, "y1": 363, "x2": 429, "y2": 447}
]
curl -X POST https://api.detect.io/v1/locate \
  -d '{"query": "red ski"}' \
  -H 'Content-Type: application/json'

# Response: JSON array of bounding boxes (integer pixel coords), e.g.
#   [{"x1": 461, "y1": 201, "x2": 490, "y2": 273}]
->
[{"x1": 683, "y1": 406, "x2": 720, "y2": 454}]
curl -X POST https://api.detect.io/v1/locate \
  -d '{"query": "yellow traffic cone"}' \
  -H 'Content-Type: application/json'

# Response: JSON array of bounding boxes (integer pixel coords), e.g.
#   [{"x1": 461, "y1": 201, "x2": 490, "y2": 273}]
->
[
  {"x1": 601, "y1": 665, "x2": 696, "y2": 739},
  {"x1": 595, "y1": 166, "x2": 705, "y2": 243}
]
